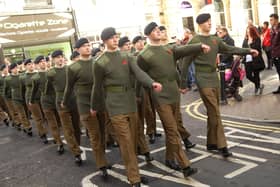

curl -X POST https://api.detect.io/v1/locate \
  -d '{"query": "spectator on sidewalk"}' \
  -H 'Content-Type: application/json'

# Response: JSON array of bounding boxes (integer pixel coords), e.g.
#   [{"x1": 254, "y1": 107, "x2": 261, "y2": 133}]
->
[
  {"x1": 261, "y1": 21, "x2": 272, "y2": 69},
  {"x1": 269, "y1": 13, "x2": 280, "y2": 94},
  {"x1": 181, "y1": 28, "x2": 196, "y2": 90},
  {"x1": 217, "y1": 27, "x2": 235, "y2": 68},
  {"x1": 242, "y1": 26, "x2": 265, "y2": 95}
]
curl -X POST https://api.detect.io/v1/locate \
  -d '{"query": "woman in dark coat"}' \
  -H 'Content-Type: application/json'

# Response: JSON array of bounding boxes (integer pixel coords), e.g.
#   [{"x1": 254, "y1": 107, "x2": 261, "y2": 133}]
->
[{"x1": 242, "y1": 26, "x2": 265, "y2": 95}]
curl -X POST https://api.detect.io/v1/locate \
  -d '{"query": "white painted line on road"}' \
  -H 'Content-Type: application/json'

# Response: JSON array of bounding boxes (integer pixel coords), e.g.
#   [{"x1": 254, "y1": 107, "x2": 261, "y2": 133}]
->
[
  {"x1": 147, "y1": 161, "x2": 210, "y2": 187},
  {"x1": 81, "y1": 171, "x2": 100, "y2": 187},
  {"x1": 236, "y1": 143, "x2": 280, "y2": 155},
  {"x1": 231, "y1": 153, "x2": 267, "y2": 162},
  {"x1": 225, "y1": 127, "x2": 280, "y2": 142},
  {"x1": 227, "y1": 135, "x2": 280, "y2": 144},
  {"x1": 211, "y1": 155, "x2": 258, "y2": 179}
]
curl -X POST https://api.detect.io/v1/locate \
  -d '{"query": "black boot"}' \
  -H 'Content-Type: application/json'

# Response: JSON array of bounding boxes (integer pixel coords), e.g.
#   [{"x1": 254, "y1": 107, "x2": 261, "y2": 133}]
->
[
  {"x1": 165, "y1": 160, "x2": 181, "y2": 171},
  {"x1": 57, "y1": 145, "x2": 64, "y2": 155},
  {"x1": 16, "y1": 123, "x2": 22, "y2": 131},
  {"x1": 182, "y1": 166, "x2": 198, "y2": 178},
  {"x1": 154, "y1": 132, "x2": 162, "y2": 137},
  {"x1": 26, "y1": 127, "x2": 33, "y2": 137},
  {"x1": 148, "y1": 134, "x2": 155, "y2": 144},
  {"x1": 273, "y1": 86, "x2": 280, "y2": 94},
  {"x1": 144, "y1": 152, "x2": 154, "y2": 163},
  {"x1": 75, "y1": 155, "x2": 82, "y2": 166},
  {"x1": 3, "y1": 119, "x2": 9, "y2": 126},
  {"x1": 218, "y1": 147, "x2": 233, "y2": 157},
  {"x1": 183, "y1": 138, "x2": 196, "y2": 149},
  {"x1": 207, "y1": 144, "x2": 218, "y2": 151},
  {"x1": 131, "y1": 182, "x2": 141, "y2": 187},
  {"x1": 100, "y1": 167, "x2": 108, "y2": 180},
  {"x1": 140, "y1": 176, "x2": 149, "y2": 184},
  {"x1": 41, "y1": 134, "x2": 49, "y2": 144}
]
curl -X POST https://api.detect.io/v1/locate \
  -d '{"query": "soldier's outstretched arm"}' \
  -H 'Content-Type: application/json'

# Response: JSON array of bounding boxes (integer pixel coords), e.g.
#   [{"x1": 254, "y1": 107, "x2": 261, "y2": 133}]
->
[
  {"x1": 218, "y1": 38, "x2": 252, "y2": 55},
  {"x1": 129, "y1": 55, "x2": 154, "y2": 88},
  {"x1": 173, "y1": 43, "x2": 203, "y2": 60}
]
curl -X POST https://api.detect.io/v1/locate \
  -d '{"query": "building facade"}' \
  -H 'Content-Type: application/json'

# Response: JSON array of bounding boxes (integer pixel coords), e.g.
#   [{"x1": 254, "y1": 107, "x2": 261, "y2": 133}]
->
[{"x1": 144, "y1": 0, "x2": 280, "y2": 44}]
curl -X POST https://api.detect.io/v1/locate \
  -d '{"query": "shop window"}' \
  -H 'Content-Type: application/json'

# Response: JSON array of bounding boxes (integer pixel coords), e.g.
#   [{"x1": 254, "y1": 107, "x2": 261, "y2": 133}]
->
[
  {"x1": 24, "y1": 0, "x2": 53, "y2": 9},
  {"x1": 214, "y1": 0, "x2": 226, "y2": 26}
]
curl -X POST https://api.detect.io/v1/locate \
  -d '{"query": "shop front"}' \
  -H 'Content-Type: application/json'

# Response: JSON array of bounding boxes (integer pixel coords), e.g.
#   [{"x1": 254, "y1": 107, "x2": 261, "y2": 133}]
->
[{"x1": 0, "y1": 12, "x2": 77, "y2": 63}]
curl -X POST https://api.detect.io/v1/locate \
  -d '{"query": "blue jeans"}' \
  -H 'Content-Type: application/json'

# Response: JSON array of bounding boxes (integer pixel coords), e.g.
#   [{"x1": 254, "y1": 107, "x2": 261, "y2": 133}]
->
[{"x1": 187, "y1": 62, "x2": 196, "y2": 88}]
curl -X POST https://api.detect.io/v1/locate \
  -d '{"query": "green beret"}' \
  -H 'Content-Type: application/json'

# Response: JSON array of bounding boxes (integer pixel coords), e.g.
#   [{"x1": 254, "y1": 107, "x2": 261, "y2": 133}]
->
[
  {"x1": 51, "y1": 50, "x2": 64, "y2": 58},
  {"x1": 24, "y1": 58, "x2": 32, "y2": 65},
  {"x1": 101, "y1": 27, "x2": 117, "y2": 41},
  {"x1": 75, "y1": 38, "x2": 90, "y2": 49},
  {"x1": 196, "y1": 13, "x2": 211, "y2": 24},
  {"x1": 159, "y1": 26, "x2": 166, "y2": 31},
  {"x1": 118, "y1": 36, "x2": 130, "y2": 47},
  {"x1": 0, "y1": 64, "x2": 6, "y2": 71},
  {"x1": 9, "y1": 63, "x2": 17, "y2": 70},
  {"x1": 132, "y1": 36, "x2": 143, "y2": 44},
  {"x1": 144, "y1": 22, "x2": 158, "y2": 35},
  {"x1": 34, "y1": 55, "x2": 45, "y2": 64},
  {"x1": 70, "y1": 51, "x2": 80, "y2": 60}
]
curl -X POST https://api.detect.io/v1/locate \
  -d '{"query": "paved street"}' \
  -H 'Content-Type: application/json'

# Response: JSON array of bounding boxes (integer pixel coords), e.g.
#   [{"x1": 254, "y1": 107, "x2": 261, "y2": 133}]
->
[{"x1": 0, "y1": 70, "x2": 280, "y2": 187}]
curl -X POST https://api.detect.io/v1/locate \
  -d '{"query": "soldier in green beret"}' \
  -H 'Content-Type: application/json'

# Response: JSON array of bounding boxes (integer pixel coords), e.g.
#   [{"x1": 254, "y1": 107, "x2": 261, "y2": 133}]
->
[
  {"x1": 91, "y1": 27, "x2": 162, "y2": 187},
  {"x1": 47, "y1": 50, "x2": 82, "y2": 165},
  {"x1": 180, "y1": 13, "x2": 259, "y2": 157},
  {"x1": 62, "y1": 38, "x2": 110, "y2": 177}
]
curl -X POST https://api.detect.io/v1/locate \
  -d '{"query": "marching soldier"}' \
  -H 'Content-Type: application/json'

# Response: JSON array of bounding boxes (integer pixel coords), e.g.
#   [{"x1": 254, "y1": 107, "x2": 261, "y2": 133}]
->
[
  {"x1": 133, "y1": 35, "x2": 161, "y2": 144},
  {"x1": 4, "y1": 63, "x2": 32, "y2": 135},
  {"x1": 0, "y1": 64, "x2": 9, "y2": 126},
  {"x1": 62, "y1": 38, "x2": 109, "y2": 177},
  {"x1": 137, "y1": 22, "x2": 210, "y2": 177},
  {"x1": 91, "y1": 27, "x2": 162, "y2": 187},
  {"x1": 158, "y1": 25, "x2": 196, "y2": 170},
  {"x1": 23, "y1": 58, "x2": 48, "y2": 144},
  {"x1": 30, "y1": 55, "x2": 64, "y2": 153},
  {"x1": 180, "y1": 13, "x2": 259, "y2": 157},
  {"x1": 47, "y1": 50, "x2": 82, "y2": 165}
]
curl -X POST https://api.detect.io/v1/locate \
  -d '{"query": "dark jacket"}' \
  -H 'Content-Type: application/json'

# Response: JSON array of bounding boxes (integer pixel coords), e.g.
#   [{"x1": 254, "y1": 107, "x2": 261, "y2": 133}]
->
[
  {"x1": 271, "y1": 23, "x2": 280, "y2": 58},
  {"x1": 219, "y1": 34, "x2": 235, "y2": 68},
  {"x1": 242, "y1": 37, "x2": 265, "y2": 71}
]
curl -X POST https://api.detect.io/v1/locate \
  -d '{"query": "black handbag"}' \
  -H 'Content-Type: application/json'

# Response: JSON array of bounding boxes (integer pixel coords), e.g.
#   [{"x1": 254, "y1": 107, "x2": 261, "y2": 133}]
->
[{"x1": 251, "y1": 56, "x2": 265, "y2": 71}]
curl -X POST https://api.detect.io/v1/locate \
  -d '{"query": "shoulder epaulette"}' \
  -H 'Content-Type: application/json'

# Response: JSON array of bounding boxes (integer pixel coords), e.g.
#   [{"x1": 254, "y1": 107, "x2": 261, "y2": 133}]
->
[
  {"x1": 95, "y1": 52, "x2": 110, "y2": 66},
  {"x1": 139, "y1": 45, "x2": 154, "y2": 59}
]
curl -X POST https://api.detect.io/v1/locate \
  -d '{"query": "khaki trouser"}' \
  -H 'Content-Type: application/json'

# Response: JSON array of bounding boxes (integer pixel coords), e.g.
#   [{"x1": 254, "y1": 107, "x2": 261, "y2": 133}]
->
[
  {"x1": 13, "y1": 102, "x2": 32, "y2": 130},
  {"x1": 99, "y1": 111, "x2": 117, "y2": 146},
  {"x1": 58, "y1": 110, "x2": 81, "y2": 156},
  {"x1": 111, "y1": 113, "x2": 141, "y2": 184},
  {"x1": 5, "y1": 100, "x2": 18, "y2": 124},
  {"x1": 29, "y1": 103, "x2": 47, "y2": 137},
  {"x1": 137, "y1": 99, "x2": 150, "y2": 155},
  {"x1": 156, "y1": 103, "x2": 190, "y2": 168},
  {"x1": 165, "y1": 102, "x2": 191, "y2": 160},
  {"x1": 43, "y1": 108, "x2": 63, "y2": 145},
  {"x1": 144, "y1": 90, "x2": 157, "y2": 135},
  {"x1": 0, "y1": 97, "x2": 8, "y2": 121},
  {"x1": 80, "y1": 113, "x2": 107, "y2": 169},
  {"x1": 199, "y1": 88, "x2": 227, "y2": 148}
]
